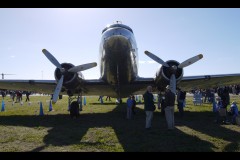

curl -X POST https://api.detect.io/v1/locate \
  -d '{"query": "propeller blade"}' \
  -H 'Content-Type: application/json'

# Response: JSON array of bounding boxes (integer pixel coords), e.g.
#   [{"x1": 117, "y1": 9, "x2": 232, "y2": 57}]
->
[
  {"x1": 42, "y1": 49, "x2": 62, "y2": 69},
  {"x1": 144, "y1": 51, "x2": 169, "y2": 67},
  {"x1": 170, "y1": 74, "x2": 176, "y2": 94},
  {"x1": 178, "y1": 54, "x2": 203, "y2": 68},
  {"x1": 68, "y1": 62, "x2": 97, "y2": 73},
  {"x1": 52, "y1": 75, "x2": 64, "y2": 103}
]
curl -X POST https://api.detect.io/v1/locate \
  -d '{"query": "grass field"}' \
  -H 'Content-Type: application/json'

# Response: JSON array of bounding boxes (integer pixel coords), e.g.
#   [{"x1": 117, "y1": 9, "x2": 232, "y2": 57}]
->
[{"x1": 0, "y1": 94, "x2": 239, "y2": 152}]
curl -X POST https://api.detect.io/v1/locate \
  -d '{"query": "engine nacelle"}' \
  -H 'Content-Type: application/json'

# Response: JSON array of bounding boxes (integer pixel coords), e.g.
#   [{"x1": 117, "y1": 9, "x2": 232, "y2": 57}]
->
[
  {"x1": 54, "y1": 63, "x2": 84, "y2": 89},
  {"x1": 155, "y1": 60, "x2": 183, "y2": 91}
]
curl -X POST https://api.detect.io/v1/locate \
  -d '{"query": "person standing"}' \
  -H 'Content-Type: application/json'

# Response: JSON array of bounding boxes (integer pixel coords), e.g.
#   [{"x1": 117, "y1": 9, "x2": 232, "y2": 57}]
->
[
  {"x1": 98, "y1": 96, "x2": 103, "y2": 101},
  {"x1": 177, "y1": 88, "x2": 185, "y2": 117},
  {"x1": 214, "y1": 97, "x2": 222, "y2": 123},
  {"x1": 1, "y1": 90, "x2": 6, "y2": 99},
  {"x1": 131, "y1": 95, "x2": 136, "y2": 115},
  {"x1": 98, "y1": 96, "x2": 104, "y2": 103},
  {"x1": 229, "y1": 101, "x2": 239, "y2": 124},
  {"x1": 105, "y1": 96, "x2": 111, "y2": 101},
  {"x1": 126, "y1": 95, "x2": 133, "y2": 119},
  {"x1": 164, "y1": 85, "x2": 176, "y2": 130},
  {"x1": 143, "y1": 86, "x2": 155, "y2": 129},
  {"x1": 25, "y1": 91, "x2": 31, "y2": 102}
]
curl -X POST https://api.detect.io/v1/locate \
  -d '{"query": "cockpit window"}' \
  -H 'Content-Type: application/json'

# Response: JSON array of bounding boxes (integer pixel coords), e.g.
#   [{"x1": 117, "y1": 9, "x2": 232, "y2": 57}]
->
[{"x1": 102, "y1": 24, "x2": 133, "y2": 34}]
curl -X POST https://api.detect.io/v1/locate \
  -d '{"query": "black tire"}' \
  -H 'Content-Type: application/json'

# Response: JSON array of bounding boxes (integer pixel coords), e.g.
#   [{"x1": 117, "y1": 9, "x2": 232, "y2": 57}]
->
[{"x1": 70, "y1": 101, "x2": 80, "y2": 118}]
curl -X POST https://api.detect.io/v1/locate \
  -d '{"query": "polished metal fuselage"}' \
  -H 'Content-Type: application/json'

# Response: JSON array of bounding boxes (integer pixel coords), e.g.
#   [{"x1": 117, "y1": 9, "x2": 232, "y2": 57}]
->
[{"x1": 99, "y1": 25, "x2": 138, "y2": 96}]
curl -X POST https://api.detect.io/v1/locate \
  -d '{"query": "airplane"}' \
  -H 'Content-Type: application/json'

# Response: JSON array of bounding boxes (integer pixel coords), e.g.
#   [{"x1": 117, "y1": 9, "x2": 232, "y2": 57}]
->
[{"x1": 1, "y1": 21, "x2": 240, "y2": 113}]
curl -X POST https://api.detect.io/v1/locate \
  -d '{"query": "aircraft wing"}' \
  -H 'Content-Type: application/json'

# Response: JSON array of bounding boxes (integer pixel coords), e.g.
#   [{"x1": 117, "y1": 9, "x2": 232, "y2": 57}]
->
[
  {"x1": 0, "y1": 79, "x2": 109, "y2": 96},
  {"x1": 131, "y1": 74, "x2": 240, "y2": 94},
  {"x1": 0, "y1": 73, "x2": 240, "y2": 97},
  {"x1": 0, "y1": 80, "x2": 56, "y2": 93},
  {"x1": 178, "y1": 73, "x2": 240, "y2": 91},
  {"x1": 0, "y1": 78, "x2": 155, "y2": 97}
]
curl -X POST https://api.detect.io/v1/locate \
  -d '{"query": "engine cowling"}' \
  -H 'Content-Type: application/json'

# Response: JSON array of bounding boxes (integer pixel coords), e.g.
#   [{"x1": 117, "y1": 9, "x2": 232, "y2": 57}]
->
[
  {"x1": 54, "y1": 63, "x2": 84, "y2": 89},
  {"x1": 155, "y1": 60, "x2": 183, "y2": 91}
]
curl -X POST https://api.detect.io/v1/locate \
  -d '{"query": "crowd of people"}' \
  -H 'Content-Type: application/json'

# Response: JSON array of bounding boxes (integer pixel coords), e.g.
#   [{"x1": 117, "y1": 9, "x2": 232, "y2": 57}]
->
[
  {"x1": 1, "y1": 90, "x2": 32, "y2": 102},
  {"x1": 190, "y1": 85, "x2": 239, "y2": 125},
  {"x1": 124, "y1": 85, "x2": 239, "y2": 130},
  {"x1": 125, "y1": 85, "x2": 178, "y2": 130},
  {"x1": 1, "y1": 84, "x2": 239, "y2": 127}
]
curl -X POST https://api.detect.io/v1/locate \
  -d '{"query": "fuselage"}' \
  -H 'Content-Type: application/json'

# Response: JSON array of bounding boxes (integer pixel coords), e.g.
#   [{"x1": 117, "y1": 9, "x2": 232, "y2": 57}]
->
[{"x1": 99, "y1": 23, "x2": 139, "y2": 96}]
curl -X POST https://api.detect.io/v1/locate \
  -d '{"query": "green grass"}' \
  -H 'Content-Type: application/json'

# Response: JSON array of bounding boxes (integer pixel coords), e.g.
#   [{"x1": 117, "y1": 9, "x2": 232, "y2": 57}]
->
[{"x1": 0, "y1": 94, "x2": 239, "y2": 152}]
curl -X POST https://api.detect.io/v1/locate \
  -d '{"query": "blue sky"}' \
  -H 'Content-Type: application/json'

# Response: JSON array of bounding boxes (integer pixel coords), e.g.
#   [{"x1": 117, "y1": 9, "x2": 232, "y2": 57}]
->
[{"x1": 0, "y1": 8, "x2": 240, "y2": 80}]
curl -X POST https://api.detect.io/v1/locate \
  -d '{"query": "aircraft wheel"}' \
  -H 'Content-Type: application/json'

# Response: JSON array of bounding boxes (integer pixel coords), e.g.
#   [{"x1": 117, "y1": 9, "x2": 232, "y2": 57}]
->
[{"x1": 70, "y1": 101, "x2": 80, "y2": 118}]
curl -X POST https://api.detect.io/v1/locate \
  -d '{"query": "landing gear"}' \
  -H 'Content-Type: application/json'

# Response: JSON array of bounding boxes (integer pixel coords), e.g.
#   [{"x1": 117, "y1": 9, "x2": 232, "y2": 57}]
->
[
  {"x1": 68, "y1": 92, "x2": 83, "y2": 118},
  {"x1": 70, "y1": 101, "x2": 80, "y2": 118}
]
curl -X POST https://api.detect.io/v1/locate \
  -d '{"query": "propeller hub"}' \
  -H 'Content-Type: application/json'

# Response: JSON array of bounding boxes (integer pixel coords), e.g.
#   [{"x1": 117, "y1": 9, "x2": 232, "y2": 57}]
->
[
  {"x1": 172, "y1": 65, "x2": 177, "y2": 70},
  {"x1": 60, "y1": 68, "x2": 66, "y2": 74},
  {"x1": 170, "y1": 65, "x2": 177, "y2": 74},
  {"x1": 161, "y1": 60, "x2": 183, "y2": 81},
  {"x1": 55, "y1": 63, "x2": 75, "y2": 83}
]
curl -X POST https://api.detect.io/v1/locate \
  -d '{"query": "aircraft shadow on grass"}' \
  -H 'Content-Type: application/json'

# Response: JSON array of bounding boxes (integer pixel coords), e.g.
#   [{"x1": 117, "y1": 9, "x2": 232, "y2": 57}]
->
[{"x1": 0, "y1": 104, "x2": 239, "y2": 152}]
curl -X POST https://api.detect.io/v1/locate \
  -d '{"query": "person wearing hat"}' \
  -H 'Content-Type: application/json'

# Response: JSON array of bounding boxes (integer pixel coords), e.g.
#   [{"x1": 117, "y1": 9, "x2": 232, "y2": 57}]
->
[
  {"x1": 164, "y1": 85, "x2": 176, "y2": 130},
  {"x1": 229, "y1": 101, "x2": 239, "y2": 124},
  {"x1": 143, "y1": 85, "x2": 155, "y2": 129}
]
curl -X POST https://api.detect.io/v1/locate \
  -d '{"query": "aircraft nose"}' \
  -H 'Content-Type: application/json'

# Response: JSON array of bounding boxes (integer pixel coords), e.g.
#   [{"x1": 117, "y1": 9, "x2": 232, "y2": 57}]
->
[{"x1": 105, "y1": 35, "x2": 130, "y2": 52}]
